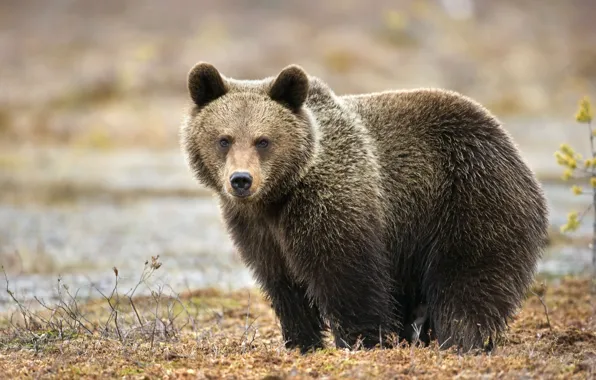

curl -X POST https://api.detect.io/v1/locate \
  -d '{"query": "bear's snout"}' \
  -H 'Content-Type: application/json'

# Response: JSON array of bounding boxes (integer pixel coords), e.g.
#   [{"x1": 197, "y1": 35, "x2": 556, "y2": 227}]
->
[{"x1": 230, "y1": 171, "x2": 253, "y2": 197}]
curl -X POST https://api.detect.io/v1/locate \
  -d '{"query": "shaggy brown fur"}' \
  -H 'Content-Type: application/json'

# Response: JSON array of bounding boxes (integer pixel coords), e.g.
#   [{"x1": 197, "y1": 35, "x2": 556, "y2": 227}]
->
[{"x1": 179, "y1": 63, "x2": 550, "y2": 354}]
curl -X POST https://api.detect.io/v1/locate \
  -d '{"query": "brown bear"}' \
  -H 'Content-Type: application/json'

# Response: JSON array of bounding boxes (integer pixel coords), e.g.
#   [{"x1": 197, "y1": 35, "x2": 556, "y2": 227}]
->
[{"x1": 179, "y1": 62, "x2": 550, "y2": 354}]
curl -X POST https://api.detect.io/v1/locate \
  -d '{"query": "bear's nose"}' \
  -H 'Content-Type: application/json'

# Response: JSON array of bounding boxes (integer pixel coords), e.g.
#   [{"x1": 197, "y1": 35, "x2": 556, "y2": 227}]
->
[{"x1": 230, "y1": 172, "x2": 253, "y2": 192}]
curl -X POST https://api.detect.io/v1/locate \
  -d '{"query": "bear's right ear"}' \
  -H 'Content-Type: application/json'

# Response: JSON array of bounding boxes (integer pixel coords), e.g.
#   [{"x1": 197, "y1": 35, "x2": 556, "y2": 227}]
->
[{"x1": 187, "y1": 62, "x2": 228, "y2": 108}]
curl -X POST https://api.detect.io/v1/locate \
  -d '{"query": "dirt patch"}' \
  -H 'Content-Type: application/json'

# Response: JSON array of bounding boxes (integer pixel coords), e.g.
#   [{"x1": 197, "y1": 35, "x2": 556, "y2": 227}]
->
[{"x1": 1, "y1": 274, "x2": 596, "y2": 379}]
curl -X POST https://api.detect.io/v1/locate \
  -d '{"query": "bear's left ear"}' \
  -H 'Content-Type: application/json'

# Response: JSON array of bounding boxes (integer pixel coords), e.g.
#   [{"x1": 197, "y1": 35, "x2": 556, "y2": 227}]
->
[
  {"x1": 268, "y1": 64, "x2": 309, "y2": 111},
  {"x1": 187, "y1": 62, "x2": 228, "y2": 108}
]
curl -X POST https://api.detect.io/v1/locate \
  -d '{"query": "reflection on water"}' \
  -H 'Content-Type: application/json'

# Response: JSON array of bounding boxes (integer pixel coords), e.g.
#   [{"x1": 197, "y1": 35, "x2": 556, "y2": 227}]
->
[
  {"x1": 0, "y1": 147, "x2": 593, "y2": 309},
  {"x1": 0, "y1": 197, "x2": 254, "y2": 303}
]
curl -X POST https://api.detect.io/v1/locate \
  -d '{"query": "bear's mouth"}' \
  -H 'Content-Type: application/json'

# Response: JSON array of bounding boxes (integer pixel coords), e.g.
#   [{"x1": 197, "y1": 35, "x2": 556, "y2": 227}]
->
[
  {"x1": 224, "y1": 187, "x2": 258, "y2": 202},
  {"x1": 231, "y1": 189, "x2": 251, "y2": 199}
]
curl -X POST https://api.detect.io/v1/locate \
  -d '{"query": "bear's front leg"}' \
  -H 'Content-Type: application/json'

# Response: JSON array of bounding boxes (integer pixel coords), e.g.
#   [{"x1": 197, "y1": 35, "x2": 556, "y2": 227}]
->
[
  {"x1": 283, "y1": 213, "x2": 399, "y2": 350},
  {"x1": 241, "y1": 251, "x2": 326, "y2": 354},
  {"x1": 222, "y1": 209, "x2": 326, "y2": 353},
  {"x1": 260, "y1": 274, "x2": 327, "y2": 353}
]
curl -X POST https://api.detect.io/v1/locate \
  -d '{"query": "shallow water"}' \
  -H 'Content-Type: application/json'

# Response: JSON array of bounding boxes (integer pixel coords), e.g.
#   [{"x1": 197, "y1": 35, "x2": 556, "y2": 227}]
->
[{"x1": 0, "y1": 147, "x2": 593, "y2": 310}]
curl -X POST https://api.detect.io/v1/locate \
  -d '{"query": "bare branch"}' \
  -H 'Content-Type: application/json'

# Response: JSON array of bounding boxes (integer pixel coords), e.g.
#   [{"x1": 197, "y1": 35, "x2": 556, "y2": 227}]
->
[{"x1": 530, "y1": 289, "x2": 552, "y2": 332}]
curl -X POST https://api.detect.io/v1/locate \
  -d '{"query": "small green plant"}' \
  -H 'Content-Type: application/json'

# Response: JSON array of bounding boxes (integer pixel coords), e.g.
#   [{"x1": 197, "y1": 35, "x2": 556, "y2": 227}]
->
[{"x1": 554, "y1": 95, "x2": 595, "y2": 294}]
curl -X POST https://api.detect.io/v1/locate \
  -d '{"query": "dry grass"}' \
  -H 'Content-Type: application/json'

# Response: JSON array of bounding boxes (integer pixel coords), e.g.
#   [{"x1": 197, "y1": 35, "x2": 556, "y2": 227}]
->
[{"x1": 1, "y1": 260, "x2": 595, "y2": 379}]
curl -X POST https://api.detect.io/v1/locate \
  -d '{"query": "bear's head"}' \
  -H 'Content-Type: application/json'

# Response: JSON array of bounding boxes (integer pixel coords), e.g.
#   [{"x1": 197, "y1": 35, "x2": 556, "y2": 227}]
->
[{"x1": 180, "y1": 63, "x2": 319, "y2": 204}]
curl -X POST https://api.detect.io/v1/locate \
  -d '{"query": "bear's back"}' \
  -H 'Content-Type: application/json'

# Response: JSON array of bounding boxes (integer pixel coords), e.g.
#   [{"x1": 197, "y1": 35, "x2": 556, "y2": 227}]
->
[
  {"x1": 339, "y1": 88, "x2": 548, "y2": 255},
  {"x1": 339, "y1": 88, "x2": 525, "y2": 196},
  {"x1": 340, "y1": 88, "x2": 504, "y2": 158}
]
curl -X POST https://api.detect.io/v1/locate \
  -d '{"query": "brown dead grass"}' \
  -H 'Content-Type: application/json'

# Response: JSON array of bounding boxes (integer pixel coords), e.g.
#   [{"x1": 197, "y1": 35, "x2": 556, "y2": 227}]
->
[{"x1": 1, "y1": 276, "x2": 595, "y2": 379}]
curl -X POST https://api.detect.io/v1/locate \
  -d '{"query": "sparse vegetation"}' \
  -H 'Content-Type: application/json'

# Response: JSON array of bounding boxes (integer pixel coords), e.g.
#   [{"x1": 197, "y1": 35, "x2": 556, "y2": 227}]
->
[
  {"x1": 554, "y1": 96, "x2": 596, "y2": 297},
  {"x1": 1, "y1": 258, "x2": 595, "y2": 378}
]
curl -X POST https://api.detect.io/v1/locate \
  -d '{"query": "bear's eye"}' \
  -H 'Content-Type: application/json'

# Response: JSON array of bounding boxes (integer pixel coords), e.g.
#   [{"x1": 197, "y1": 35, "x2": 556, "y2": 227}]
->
[
  {"x1": 218, "y1": 137, "x2": 230, "y2": 149},
  {"x1": 256, "y1": 138, "x2": 270, "y2": 149}
]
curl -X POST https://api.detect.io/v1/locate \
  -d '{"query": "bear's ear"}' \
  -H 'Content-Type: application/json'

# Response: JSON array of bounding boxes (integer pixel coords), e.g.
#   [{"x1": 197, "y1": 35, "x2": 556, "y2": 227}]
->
[
  {"x1": 268, "y1": 64, "x2": 309, "y2": 111},
  {"x1": 187, "y1": 62, "x2": 228, "y2": 108}
]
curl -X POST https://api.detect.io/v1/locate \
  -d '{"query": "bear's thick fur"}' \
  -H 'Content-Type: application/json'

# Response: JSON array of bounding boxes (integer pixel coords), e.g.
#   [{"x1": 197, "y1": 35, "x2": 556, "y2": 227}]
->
[{"x1": 180, "y1": 63, "x2": 550, "y2": 354}]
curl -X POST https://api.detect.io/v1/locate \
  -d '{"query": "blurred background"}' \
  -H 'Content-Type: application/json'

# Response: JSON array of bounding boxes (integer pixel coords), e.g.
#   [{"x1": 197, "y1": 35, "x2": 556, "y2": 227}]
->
[{"x1": 1, "y1": 0, "x2": 595, "y2": 307}]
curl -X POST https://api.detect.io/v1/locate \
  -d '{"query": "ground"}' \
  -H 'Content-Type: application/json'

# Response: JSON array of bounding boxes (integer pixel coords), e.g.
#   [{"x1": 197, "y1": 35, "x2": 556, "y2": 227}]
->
[{"x1": 1, "y1": 273, "x2": 595, "y2": 379}]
